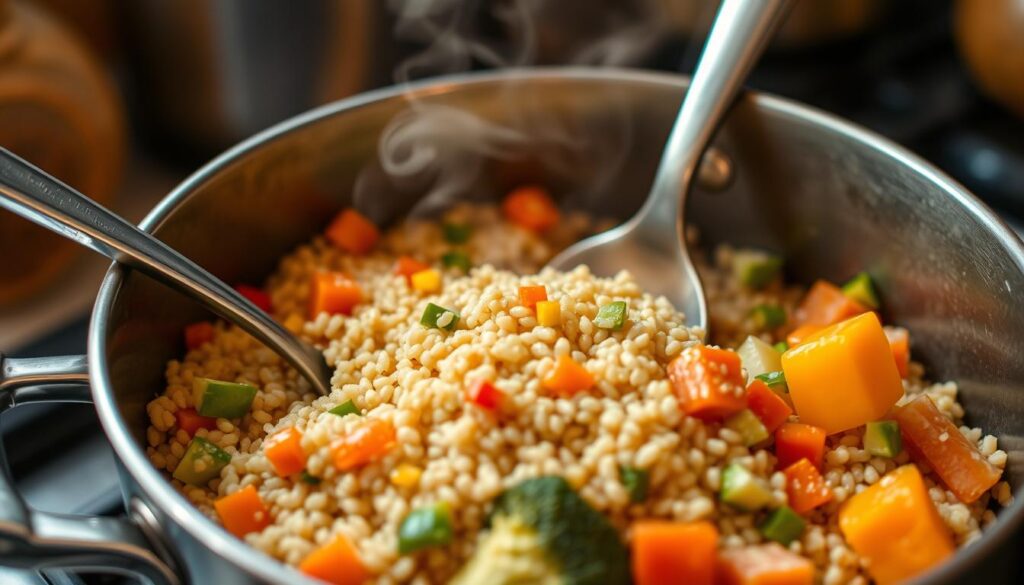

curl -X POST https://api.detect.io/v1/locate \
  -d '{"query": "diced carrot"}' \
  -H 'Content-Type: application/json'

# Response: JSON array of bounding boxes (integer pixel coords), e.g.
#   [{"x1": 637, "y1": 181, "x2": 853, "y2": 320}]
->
[
  {"x1": 236, "y1": 285, "x2": 272, "y2": 312},
  {"x1": 775, "y1": 423, "x2": 826, "y2": 470},
  {"x1": 466, "y1": 379, "x2": 503, "y2": 411},
  {"x1": 184, "y1": 322, "x2": 215, "y2": 350},
  {"x1": 264, "y1": 427, "x2": 307, "y2": 477},
  {"x1": 542, "y1": 355, "x2": 594, "y2": 396},
  {"x1": 502, "y1": 186, "x2": 560, "y2": 232},
  {"x1": 717, "y1": 543, "x2": 814, "y2": 585},
  {"x1": 214, "y1": 485, "x2": 271, "y2": 538},
  {"x1": 884, "y1": 326, "x2": 910, "y2": 378},
  {"x1": 839, "y1": 465, "x2": 954, "y2": 585},
  {"x1": 891, "y1": 395, "x2": 1002, "y2": 503},
  {"x1": 785, "y1": 324, "x2": 822, "y2": 348},
  {"x1": 309, "y1": 272, "x2": 363, "y2": 318},
  {"x1": 667, "y1": 346, "x2": 747, "y2": 421},
  {"x1": 299, "y1": 533, "x2": 370, "y2": 585},
  {"x1": 518, "y1": 285, "x2": 548, "y2": 309},
  {"x1": 793, "y1": 280, "x2": 868, "y2": 327},
  {"x1": 175, "y1": 407, "x2": 217, "y2": 436},
  {"x1": 746, "y1": 380, "x2": 792, "y2": 434},
  {"x1": 331, "y1": 419, "x2": 396, "y2": 471},
  {"x1": 394, "y1": 256, "x2": 430, "y2": 284},
  {"x1": 783, "y1": 458, "x2": 833, "y2": 514},
  {"x1": 781, "y1": 312, "x2": 904, "y2": 434},
  {"x1": 325, "y1": 208, "x2": 379, "y2": 255},
  {"x1": 631, "y1": 521, "x2": 718, "y2": 585}
]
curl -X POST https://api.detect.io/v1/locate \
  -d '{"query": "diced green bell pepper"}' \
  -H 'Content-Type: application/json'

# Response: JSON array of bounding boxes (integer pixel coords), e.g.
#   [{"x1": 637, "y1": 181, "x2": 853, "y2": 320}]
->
[
  {"x1": 755, "y1": 370, "x2": 788, "y2": 393},
  {"x1": 725, "y1": 409, "x2": 770, "y2": 446},
  {"x1": 863, "y1": 420, "x2": 902, "y2": 458},
  {"x1": 750, "y1": 304, "x2": 787, "y2": 330},
  {"x1": 172, "y1": 437, "x2": 231, "y2": 486},
  {"x1": 421, "y1": 303, "x2": 460, "y2": 331},
  {"x1": 442, "y1": 251, "x2": 471, "y2": 273},
  {"x1": 329, "y1": 399, "x2": 360, "y2": 417},
  {"x1": 594, "y1": 301, "x2": 628, "y2": 330},
  {"x1": 619, "y1": 465, "x2": 649, "y2": 503},
  {"x1": 398, "y1": 502, "x2": 454, "y2": 554},
  {"x1": 773, "y1": 341, "x2": 789, "y2": 353},
  {"x1": 733, "y1": 250, "x2": 782, "y2": 290},
  {"x1": 737, "y1": 336, "x2": 782, "y2": 380},
  {"x1": 299, "y1": 470, "x2": 322, "y2": 485},
  {"x1": 442, "y1": 222, "x2": 472, "y2": 244},
  {"x1": 192, "y1": 378, "x2": 257, "y2": 418},
  {"x1": 759, "y1": 506, "x2": 805, "y2": 545},
  {"x1": 842, "y1": 272, "x2": 879, "y2": 309},
  {"x1": 720, "y1": 463, "x2": 773, "y2": 511}
]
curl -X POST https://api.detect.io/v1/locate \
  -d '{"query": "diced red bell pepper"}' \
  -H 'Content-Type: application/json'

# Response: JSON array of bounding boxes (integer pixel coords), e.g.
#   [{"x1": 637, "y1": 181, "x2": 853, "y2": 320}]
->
[
  {"x1": 235, "y1": 285, "x2": 273, "y2": 312},
  {"x1": 466, "y1": 379, "x2": 503, "y2": 411},
  {"x1": 775, "y1": 423, "x2": 826, "y2": 470},
  {"x1": 394, "y1": 256, "x2": 431, "y2": 284},
  {"x1": 746, "y1": 379, "x2": 792, "y2": 434},
  {"x1": 175, "y1": 408, "x2": 217, "y2": 436},
  {"x1": 783, "y1": 458, "x2": 833, "y2": 514}
]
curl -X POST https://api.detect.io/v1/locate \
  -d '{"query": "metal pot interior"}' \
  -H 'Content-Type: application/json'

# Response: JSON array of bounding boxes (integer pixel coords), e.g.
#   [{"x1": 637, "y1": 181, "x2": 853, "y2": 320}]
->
[{"x1": 94, "y1": 69, "x2": 1024, "y2": 581}]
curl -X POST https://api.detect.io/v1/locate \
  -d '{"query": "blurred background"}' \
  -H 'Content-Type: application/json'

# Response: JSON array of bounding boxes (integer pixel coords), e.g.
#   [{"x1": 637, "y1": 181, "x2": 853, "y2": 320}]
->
[{"x1": 1, "y1": 0, "x2": 1022, "y2": 583}]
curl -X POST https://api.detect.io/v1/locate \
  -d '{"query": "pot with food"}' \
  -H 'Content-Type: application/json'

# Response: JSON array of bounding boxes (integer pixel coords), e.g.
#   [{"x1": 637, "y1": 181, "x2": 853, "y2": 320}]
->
[{"x1": 1, "y1": 69, "x2": 1023, "y2": 585}]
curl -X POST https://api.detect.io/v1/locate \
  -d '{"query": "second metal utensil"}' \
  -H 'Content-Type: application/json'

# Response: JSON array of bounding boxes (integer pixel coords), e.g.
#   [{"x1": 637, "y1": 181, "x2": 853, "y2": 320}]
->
[
  {"x1": 0, "y1": 148, "x2": 334, "y2": 396},
  {"x1": 548, "y1": 0, "x2": 794, "y2": 333}
]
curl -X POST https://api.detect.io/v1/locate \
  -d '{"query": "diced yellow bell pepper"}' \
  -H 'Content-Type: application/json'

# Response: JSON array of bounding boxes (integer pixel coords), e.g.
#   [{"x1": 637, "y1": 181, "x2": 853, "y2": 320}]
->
[
  {"x1": 389, "y1": 463, "x2": 422, "y2": 487},
  {"x1": 536, "y1": 300, "x2": 561, "y2": 327},
  {"x1": 410, "y1": 269, "x2": 442, "y2": 293},
  {"x1": 781, "y1": 311, "x2": 902, "y2": 434},
  {"x1": 839, "y1": 465, "x2": 954, "y2": 585}
]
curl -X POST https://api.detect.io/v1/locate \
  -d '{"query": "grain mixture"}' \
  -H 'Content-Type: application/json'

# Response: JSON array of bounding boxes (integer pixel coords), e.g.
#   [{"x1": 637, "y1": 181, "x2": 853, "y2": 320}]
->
[{"x1": 146, "y1": 201, "x2": 1012, "y2": 585}]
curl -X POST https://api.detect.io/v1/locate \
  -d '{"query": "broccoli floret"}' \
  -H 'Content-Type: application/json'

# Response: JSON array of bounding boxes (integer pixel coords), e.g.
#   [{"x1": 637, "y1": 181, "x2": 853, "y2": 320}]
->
[{"x1": 452, "y1": 476, "x2": 630, "y2": 585}]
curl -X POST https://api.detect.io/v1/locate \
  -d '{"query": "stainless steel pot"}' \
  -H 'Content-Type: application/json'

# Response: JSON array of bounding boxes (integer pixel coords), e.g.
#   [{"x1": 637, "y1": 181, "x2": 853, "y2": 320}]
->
[{"x1": 1, "y1": 69, "x2": 1022, "y2": 584}]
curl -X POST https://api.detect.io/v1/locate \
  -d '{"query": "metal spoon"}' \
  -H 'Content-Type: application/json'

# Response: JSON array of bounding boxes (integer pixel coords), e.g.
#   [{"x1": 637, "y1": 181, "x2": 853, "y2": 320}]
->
[
  {"x1": 0, "y1": 149, "x2": 334, "y2": 396},
  {"x1": 548, "y1": 0, "x2": 794, "y2": 332}
]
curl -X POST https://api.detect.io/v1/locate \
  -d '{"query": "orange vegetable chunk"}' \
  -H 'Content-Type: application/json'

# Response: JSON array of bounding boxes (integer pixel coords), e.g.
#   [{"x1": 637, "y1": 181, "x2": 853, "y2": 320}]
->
[
  {"x1": 839, "y1": 464, "x2": 954, "y2": 585},
  {"x1": 214, "y1": 485, "x2": 271, "y2": 538},
  {"x1": 518, "y1": 285, "x2": 548, "y2": 309},
  {"x1": 299, "y1": 533, "x2": 370, "y2": 585},
  {"x1": 774, "y1": 423, "x2": 826, "y2": 470},
  {"x1": 325, "y1": 208, "x2": 379, "y2": 255},
  {"x1": 781, "y1": 312, "x2": 903, "y2": 434},
  {"x1": 793, "y1": 280, "x2": 868, "y2": 327},
  {"x1": 309, "y1": 272, "x2": 363, "y2": 318},
  {"x1": 746, "y1": 380, "x2": 792, "y2": 434},
  {"x1": 717, "y1": 543, "x2": 813, "y2": 585},
  {"x1": 184, "y1": 322, "x2": 215, "y2": 350},
  {"x1": 175, "y1": 407, "x2": 216, "y2": 436},
  {"x1": 631, "y1": 520, "x2": 718, "y2": 585},
  {"x1": 393, "y1": 256, "x2": 430, "y2": 284},
  {"x1": 542, "y1": 355, "x2": 594, "y2": 396},
  {"x1": 667, "y1": 346, "x2": 747, "y2": 421},
  {"x1": 785, "y1": 324, "x2": 822, "y2": 348},
  {"x1": 264, "y1": 427, "x2": 307, "y2": 477},
  {"x1": 331, "y1": 419, "x2": 396, "y2": 471},
  {"x1": 884, "y1": 326, "x2": 910, "y2": 378},
  {"x1": 783, "y1": 458, "x2": 833, "y2": 514},
  {"x1": 891, "y1": 395, "x2": 1001, "y2": 503},
  {"x1": 502, "y1": 185, "x2": 560, "y2": 232}
]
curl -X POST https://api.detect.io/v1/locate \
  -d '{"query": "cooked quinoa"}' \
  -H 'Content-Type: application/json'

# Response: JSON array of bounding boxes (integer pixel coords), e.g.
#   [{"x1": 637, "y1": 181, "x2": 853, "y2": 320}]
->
[{"x1": 146, "y1": 203, "x2": 1012, "y2": 584}]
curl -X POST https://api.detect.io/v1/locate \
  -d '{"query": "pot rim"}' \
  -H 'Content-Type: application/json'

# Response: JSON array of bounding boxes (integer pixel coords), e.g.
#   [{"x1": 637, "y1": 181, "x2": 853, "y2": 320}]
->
[{"x1": 88, "y1": 66, "x2": 1024, "y2": 584}]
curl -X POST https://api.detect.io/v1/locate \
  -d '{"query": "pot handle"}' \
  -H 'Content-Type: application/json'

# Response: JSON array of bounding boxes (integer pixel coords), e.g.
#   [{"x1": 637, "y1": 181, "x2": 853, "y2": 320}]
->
[{"x1": 0, "y1": 354, "x2": 180, "y2": 585}]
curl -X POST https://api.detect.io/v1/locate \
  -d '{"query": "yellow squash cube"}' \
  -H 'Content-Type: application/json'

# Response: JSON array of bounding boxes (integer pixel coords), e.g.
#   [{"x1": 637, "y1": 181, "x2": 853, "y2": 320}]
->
[
  {"x1": 410, "y1": 269, "x2": 442, "y2": 293},
  {"x1": 781, "y1": 311, "x2": 902, "y2": 434},
  {"x1": 389, "y1": 463, "x2": 422, "y2": 487},
  {"x1": 839, "y1": 464, "x2": 954, "y2": 585},
  {"x1": 536, "y1": 300, "x2": 561, "y2": 327}
]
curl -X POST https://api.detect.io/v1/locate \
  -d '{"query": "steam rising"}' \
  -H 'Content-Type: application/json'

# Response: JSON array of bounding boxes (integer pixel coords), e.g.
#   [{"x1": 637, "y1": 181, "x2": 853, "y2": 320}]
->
[{"x1": 354, "y1": 0, "x2": 659, "y2": 217}]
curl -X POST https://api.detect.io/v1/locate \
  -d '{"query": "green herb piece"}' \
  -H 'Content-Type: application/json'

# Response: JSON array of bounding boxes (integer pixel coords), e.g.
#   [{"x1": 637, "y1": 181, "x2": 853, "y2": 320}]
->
[
  {"x1": 773, "y1": 341, "x2": 789, "y2": 353},
  {"x1": 299, "y1": 470, "x2": 322, "y2": 485},
  {"x1": 442, "y1": 251, "x2": 471, "y2": 273},
  {"x1": 619, "y1": 466, "x2": 650, "y2": 503},
  {"x1": 398, "y1": 503, "x2": 454, "y2": 554},
  {"x1": 442, "y1": 222, "x2": 472, "y2": 244},
  {"x1": 421, "y1": 303, "x2": 460, "y2": 331},
  {"x1": 328, "y1": 399, "x2": 360, "y2": 417},
  {"x1": 733, "y1": 250, "x2": 783, "y2": 290},
  {"x1": 750, "y1": 304, "x2": 787, "y2": 329},
  {"x1": 594, "y1": 301, "x2": 628, "y2": 330},
  {"x1": 759, "y1": 506, "x2": 805, "y2": 545},
  {"x1": 842, "y1": 272, "x2": 880, "y2": 309},
  {"x1": 755, "y1": 370, "x2": 788, "y2": 393}
]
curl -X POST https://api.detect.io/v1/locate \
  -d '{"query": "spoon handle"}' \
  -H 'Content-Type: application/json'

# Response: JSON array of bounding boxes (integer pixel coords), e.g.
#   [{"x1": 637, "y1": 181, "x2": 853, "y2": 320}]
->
[
  {"x1": 0, "y1": 148, "x2": 332, "y2": 396},
  {"x1": 636, "y1": 0, "x2": 794, "y2": 238}
]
